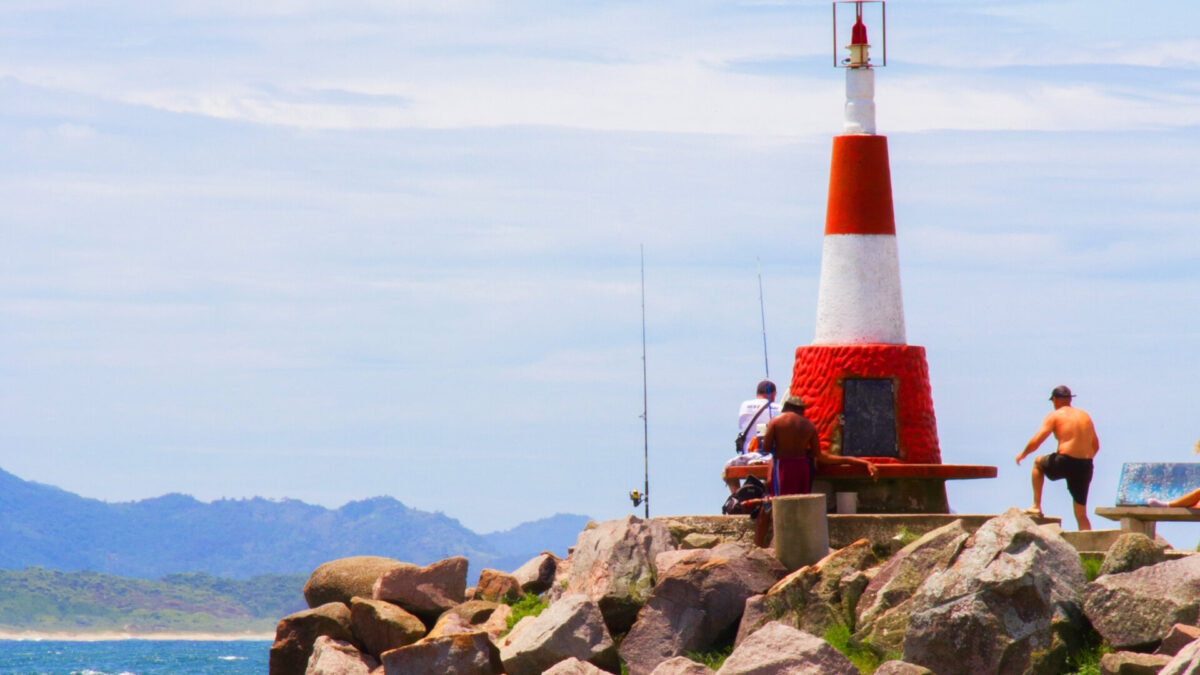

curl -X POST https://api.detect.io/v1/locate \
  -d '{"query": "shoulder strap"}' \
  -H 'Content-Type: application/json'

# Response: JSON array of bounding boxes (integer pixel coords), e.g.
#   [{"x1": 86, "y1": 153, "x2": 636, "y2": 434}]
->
[{"x1": 742, "y1": 400, "x2": 772, "y2": 437}]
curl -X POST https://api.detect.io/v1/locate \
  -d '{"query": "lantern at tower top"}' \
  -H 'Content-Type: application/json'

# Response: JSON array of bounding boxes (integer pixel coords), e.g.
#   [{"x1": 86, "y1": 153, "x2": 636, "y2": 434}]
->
[{"x1": 833, "y1": 1, "x2": 886, "y2": 69}]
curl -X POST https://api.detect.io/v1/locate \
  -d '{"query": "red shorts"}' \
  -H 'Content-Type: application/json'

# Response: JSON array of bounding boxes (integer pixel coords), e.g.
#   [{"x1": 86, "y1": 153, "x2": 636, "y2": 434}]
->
[{"x1": 772, "y1": 456, "x2": 814, "y2": 496}]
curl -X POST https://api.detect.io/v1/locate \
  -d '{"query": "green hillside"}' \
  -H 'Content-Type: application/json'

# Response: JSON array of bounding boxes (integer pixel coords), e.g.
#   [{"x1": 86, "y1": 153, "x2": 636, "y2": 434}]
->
[{"x1": 0, "y1": 568, "x2": 306, "y2": 633}]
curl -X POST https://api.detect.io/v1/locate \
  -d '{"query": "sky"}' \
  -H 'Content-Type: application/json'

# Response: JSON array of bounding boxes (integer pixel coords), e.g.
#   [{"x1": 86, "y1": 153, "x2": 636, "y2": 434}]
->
[{"x1": 2, "y1": 1, "x2": 1199, "y2": 540}]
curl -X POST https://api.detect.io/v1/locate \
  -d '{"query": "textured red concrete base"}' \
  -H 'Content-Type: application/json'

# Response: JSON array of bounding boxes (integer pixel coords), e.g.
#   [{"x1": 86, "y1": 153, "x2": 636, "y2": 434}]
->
[{"x1": 792, "y1": 344, "x2": 941, "y2": 464}]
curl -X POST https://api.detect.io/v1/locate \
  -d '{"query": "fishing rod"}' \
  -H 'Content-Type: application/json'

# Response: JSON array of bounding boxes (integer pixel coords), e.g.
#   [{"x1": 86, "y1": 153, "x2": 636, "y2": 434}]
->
[
  {"x1": 757, "y1": 258, "x2": 769, "y2": 380},
  {"x1": 629, "y1": 244, "x2": 650, "y2": 518}
]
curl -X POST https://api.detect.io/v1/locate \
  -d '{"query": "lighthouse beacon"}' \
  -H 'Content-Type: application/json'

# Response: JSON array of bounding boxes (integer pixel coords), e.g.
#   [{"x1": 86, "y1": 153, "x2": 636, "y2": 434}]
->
[{"x1": 791, "y1": 2, "x2": 995, "y2": 513}]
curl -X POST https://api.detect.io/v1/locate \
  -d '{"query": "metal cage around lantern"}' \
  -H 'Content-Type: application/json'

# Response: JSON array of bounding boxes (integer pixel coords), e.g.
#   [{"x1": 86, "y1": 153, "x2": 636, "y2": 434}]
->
[{"x1": 832, "y1": 1, "x2": 886, "y2": 68}]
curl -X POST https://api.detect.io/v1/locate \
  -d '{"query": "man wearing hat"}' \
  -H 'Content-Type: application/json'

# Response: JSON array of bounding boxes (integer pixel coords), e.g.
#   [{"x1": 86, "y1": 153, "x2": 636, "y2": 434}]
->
[
  {"x1": 1015, "y1": 385, "x2": 1100, "y2": 530},
  {"x1": 754, "y1": 394, "x2": 879, "y2": 546}
]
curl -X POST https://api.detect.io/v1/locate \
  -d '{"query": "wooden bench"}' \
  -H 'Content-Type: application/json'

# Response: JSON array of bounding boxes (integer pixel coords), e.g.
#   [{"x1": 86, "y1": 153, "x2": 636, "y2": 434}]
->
[
  {"x1": 1094, "y1": 462, "x2": 1200, "y2": 537},
  {"x1": 723, "y1": 461, "x2": 997, "y2": 514}
]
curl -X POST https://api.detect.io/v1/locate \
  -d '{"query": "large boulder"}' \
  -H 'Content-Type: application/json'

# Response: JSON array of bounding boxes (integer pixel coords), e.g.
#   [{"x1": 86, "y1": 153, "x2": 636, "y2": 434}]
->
[
  {"x1": 853, "y1": 520, "x2": 971, "y2": 654},
  {"x1": 1083, "y1": 554, "x2": 1200, "y2": 650},
  {"x1": 513, "y1": 552, "x2": 560, "y2": 594},
  {"x1": 1097, "y1": 532, "x2": 1169, "y2": 577},
  {"x1": 425, "y1": 601, "x2": 511, "y2": 640},
  {"x1": 620, "y1": 542, "x2": 786, "y2": 675},
  {"x1": 304, "y1": 556, "x2": 401, "y2": 608},
  {"x1": 562, "y1": 515, "x2": 676, "y2": 633},
  {"x1": 715, "y1": 621, "x2": 857, "y2": 674},
  {"x1": 373, "y1": 556, "x2": 468, "y2": 622},
  {"x1": 349, "y1": 597, "x2": 426, "y2": 659},
  {"x1": 1099, "y1": 651, "x2": 1173, "y2": 674},
  {"x1": 735, "y1": 539, "x2": 876, "y2": 645},
  {"x1": 1159, "y1": 625, "x2": 1200, "y2": 657},
  {"x1": 475, "y1": 569, "x2": 523, "y2": 603},
  {"x1": 543, "y1": 656, "x2": 611, "y2": 675},
  {"x1": 380, "y1": 631, "x2": 503, "y2": 674},
  {"x1": 305, "y1": 636, "x2": 379, "y2": 675},
  {"x1": 1161, "y1": 639, "x2": 1200, "y2": 675},
  {"x1": 269, "y1": 602, "x2": 356, "y2": 675},
  {"x1": 902, "y1": 508, "x2": 1087, "y2": 675},
  {"x1": 498, "y1": 594, "x2": 617, "y2": 675}
]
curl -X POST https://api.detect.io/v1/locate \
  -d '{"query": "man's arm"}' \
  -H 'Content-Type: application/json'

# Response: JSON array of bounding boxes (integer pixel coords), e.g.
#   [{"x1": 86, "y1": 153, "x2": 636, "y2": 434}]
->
[
  {"x1": 813, "y1": 447, "x2": 879, "y2": 479},
  {"x1": 1016, "y1": 413, "x2": 1055, "y2": 465},
  {"x1": 761, "y1": 418, "x2": 777, "y2": 456}
]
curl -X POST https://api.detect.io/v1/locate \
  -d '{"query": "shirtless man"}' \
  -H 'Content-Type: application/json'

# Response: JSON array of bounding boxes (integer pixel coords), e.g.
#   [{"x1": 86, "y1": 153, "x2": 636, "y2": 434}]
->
[
  {"x1": 754, "y1": 396, "x2": 878, "y2": 546},
  {"x1": 1015, "y1": 385, "x2": 1100, "y2": 530}
]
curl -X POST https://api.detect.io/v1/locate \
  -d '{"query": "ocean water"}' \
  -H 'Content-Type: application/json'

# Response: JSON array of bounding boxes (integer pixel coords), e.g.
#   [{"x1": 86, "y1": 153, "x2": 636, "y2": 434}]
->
[{"x1": 0, "y1": 640, "x2": 269, "y2": 675}]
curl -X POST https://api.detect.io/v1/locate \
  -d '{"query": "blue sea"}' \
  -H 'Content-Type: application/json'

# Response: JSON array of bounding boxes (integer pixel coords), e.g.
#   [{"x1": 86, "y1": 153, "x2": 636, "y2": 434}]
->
[{"x1": 0, "y1": 640, "x2": 269, "y2": 675}]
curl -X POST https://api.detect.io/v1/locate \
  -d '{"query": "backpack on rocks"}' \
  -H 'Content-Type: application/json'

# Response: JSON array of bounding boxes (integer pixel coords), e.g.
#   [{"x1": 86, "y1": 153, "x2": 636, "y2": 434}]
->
[{"x1": 722, "y1": 475, "x2": 767, "y2": 517}]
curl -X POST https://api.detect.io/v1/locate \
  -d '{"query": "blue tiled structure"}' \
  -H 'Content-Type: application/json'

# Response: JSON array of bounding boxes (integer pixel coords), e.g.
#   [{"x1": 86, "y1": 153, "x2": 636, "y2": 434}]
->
[{"x1": 1115, "y1": 462, "x2": 1200, "y2": 505}]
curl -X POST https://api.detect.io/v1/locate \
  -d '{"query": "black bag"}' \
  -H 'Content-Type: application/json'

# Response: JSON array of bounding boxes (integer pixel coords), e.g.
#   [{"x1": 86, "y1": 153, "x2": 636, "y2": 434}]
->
[
  {"x1": 735, "y1": 401, "x2": 772, "y2": 455},
  {"x1": 721, "y1": 475, "x2": 767, "y2": 517}
]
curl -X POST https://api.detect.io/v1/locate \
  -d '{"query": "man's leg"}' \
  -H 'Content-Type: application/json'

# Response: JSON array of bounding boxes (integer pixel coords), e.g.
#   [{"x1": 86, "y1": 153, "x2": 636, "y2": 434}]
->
[
  {"x1": 1072, "y1": 501, "x2": 1091, "y2": 531},
  {"x1": 725, "y1": 477, "x2": 740, "y2": 495},
  {"x1": 1170, "y1": 487, "x2": 1200, "y2": 508},
  {"x1": 1028, "y1": 456, "x2": 1045, "y2": 515},
  {"x1": 754, "y1": 508, "x2": 772, "y2": 547}
]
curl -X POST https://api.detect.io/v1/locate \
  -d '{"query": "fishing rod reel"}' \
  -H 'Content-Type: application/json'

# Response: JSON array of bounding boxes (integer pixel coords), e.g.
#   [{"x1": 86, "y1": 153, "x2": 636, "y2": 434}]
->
[{"x1": 629, "y1": 489, "x2": 646, "y2": 508}]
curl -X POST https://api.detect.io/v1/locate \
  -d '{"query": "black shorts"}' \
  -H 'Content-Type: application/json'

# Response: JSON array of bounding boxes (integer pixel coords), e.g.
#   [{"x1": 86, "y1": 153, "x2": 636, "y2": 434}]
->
[{"x1": 1039, "y1": 454, "x2": 1094, "y2": 505}]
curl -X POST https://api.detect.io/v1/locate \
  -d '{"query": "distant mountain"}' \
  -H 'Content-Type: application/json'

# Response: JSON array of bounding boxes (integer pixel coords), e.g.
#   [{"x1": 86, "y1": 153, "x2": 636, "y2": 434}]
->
[
  {"x1": 483, "y1": 514, "x2": 594, "y2": 560},
  {"x1": 0, "y1": 467, "x2": 589, "y2": 580}
]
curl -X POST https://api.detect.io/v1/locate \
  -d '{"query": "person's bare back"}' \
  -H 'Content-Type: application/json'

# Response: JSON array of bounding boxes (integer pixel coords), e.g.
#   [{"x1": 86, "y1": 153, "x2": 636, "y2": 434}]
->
[
  {"x1": 762, "y1": 411, "x2": 819, "y2": 460},
  {"x1": 1045, "y1": 406, "x2": 1099, "y2": 459}
]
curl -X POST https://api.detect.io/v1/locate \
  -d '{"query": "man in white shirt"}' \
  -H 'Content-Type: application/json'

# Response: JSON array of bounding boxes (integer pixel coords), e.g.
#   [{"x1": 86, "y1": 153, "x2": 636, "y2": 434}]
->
[{"x1": 724, "y1": 380, "x2": 782, "y2": 494}]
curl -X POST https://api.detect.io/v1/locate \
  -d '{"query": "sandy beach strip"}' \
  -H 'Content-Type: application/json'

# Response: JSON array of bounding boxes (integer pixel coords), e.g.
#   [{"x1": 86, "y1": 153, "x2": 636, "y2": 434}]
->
[{"x1": 0, "y1": 630, "x2": 273, "y2": 641}]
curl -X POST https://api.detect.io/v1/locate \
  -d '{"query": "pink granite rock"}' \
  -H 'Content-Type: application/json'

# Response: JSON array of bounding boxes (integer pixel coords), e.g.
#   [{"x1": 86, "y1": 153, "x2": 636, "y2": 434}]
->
[
  {"x1": 372, "y1": 556, "x2": 468, "y2": 620},
  {"x1": 619, "y1": 542, "x2": 785, "y2": 675},
  {"x1": 1159, "y1": 624, "x2": 1200, "y2": 657},
  {"x1": 348, "y1": 597, "x2": 425, "y2": 659},
  {"x1": 717, "y1": 621, "x2": 856, "y2": 674},
  {"x1": 513, "y1": 552, "x2": 560, "y2": 594},
  {"x1": 1084, "y1": 554, "x2": 1200, "y2": 650},
  {"x1": 735, "y1": 538, "x2": 876, "y2": 647},
  {"x1": 304, "y1": 556, "x2": 401, "y2": 608},
  {"x1": 903, "y1": 508, "x2": 1086, "y2": 675},
  {"x1": 305, "y1": 636, "x2": 378, "y2": 675},
  {"x1": 543, "y1": 656, "x2": 611, "y2": 674},
  {"x1": 1099, "y1": 650, "x2": 1172, "y2": 675},
  {"x1": 562, "y1": 516, "x2": 675, "y2": 633},
  {"x1": 476, "y1": 568, "x2": 523, "y2": 603},
  {"x1": 1161, "y1": 639, "x2": 1200, "y2": 675},
  {"x1": 380, "y1": 631, "x2": 502, "y2": 674},
  {"x1": 424, "y1": 601, "x2": 510, "y2": 640},
  {"x1": 269, "y1": 602, "x2": 356, "y2": 675},
  {"x1": 498, "y1": 594, "x2": 617, "y2": 675}
]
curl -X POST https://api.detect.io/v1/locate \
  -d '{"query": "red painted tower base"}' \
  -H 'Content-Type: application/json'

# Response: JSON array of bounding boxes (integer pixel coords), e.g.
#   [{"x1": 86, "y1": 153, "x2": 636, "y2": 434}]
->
[{"x1": 792, "y1": 344, "x2": 940, "y2": 464}]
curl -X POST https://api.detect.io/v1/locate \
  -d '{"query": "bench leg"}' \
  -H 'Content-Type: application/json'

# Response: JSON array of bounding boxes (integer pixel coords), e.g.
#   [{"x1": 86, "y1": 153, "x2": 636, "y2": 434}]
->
[{"x1": 1119, "y1": 517, "x2": 1156, "y2": 538}]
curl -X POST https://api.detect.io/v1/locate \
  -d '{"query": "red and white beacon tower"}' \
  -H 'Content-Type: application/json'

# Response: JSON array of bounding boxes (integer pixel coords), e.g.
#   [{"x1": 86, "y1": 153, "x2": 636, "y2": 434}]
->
[{"x1": 791, "y1": 2, "x2": 975, "y2": 512}]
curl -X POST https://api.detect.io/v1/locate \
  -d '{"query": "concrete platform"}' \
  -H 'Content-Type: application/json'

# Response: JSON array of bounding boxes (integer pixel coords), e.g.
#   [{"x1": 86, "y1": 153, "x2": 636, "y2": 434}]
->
[
  {"x1": 660, "y1": 513, "x2": 1063, "y2": 559},
  {"x1": 1059, "y1": 529, "x2": 1125, "y2": 554}
]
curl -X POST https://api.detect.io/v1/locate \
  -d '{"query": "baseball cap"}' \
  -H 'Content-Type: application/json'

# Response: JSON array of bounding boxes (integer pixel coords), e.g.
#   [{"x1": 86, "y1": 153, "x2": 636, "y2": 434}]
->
[{"x1": 1049, "y1": 385, "x2": 1075, "y2": 400}]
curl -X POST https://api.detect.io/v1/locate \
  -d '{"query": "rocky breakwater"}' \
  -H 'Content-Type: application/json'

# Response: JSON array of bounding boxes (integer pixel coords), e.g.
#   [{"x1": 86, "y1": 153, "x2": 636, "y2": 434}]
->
[{"x1": 272, "y1": 510, "x2": 1200, "y2": 675}]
